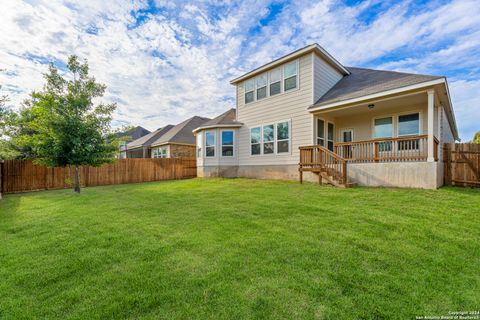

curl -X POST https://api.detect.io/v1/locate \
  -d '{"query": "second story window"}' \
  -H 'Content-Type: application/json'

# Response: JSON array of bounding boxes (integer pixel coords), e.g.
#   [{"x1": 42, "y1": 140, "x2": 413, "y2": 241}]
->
[
  {"x1": 256, "y1": 74, "x2": 267, "y2": 100},
  {"x1": 284, "y1": 61, "x2": 297, "y2": 91},
  {"x1": 245, "y1": 79, "x2": 255, "y2": 104},
  {"x1": 269, "y1": 68, "x2": 281, "y2": 96}
]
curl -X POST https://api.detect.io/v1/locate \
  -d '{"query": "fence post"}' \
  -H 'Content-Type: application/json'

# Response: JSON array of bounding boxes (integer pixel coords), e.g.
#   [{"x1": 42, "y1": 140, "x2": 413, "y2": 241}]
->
[{"x1": 0, "y1": 160, "x2": 4, "y2": 199}]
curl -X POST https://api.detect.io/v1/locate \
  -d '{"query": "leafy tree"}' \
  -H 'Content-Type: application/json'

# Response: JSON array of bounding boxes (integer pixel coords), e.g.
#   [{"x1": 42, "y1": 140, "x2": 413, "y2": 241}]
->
[
  {"x1": 17, "y1": 56, "x2": 116, "y2": 193},
  {"x1": 473, "y1": 132, "x2": 480, "y2": 144}
]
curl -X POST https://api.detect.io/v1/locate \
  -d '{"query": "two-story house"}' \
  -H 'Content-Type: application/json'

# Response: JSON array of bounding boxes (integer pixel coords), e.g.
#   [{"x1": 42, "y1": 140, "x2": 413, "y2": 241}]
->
[{"x1": 193, "y1": 44, "x2": 459, "y2": 189}]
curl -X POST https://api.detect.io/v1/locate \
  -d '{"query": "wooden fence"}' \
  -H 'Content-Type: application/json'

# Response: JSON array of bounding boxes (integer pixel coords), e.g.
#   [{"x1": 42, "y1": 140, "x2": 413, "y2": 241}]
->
[
  {"x1": 444, "y1": 143, "x2": 480, "y2": 187},
  {"x1": 0, "y1": 158, "x2": 197, "y2": 194}
]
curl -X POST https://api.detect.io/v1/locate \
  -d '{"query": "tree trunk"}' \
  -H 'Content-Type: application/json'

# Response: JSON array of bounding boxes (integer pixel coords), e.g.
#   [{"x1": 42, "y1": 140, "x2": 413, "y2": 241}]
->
[{"x1": 74, "y1": 165, "x2": 81, "y2": 193}]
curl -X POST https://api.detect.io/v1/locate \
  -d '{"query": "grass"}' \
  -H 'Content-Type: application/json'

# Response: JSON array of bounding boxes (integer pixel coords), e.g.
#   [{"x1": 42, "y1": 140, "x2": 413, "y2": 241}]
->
[{"x1": 0, "y1": 178, "x2": 479, "y2": 319}]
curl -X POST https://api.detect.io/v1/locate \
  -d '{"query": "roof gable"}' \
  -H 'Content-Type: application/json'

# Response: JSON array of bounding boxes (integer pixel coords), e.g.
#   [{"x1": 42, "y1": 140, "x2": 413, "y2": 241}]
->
[{"x1": 150, "y1": 116, "x2": 210, "y2": 146}]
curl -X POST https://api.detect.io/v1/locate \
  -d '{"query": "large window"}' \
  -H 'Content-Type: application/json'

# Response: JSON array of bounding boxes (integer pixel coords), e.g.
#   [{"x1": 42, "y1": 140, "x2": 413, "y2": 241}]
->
[
  {"x1": 250, "y1": 121, "x2": 291, "y2": 155},
  {"x1": 256, "y1": 74, "x2": 267, "y2": 100},
  {"x1": 243, "y1": 60, "x2": 298, "y2": 104},
  {"x1": 398, "y1": 113, "x2": 420, "y2": 136},
  {"x1": 374, "y1": 117, "x2": 393, "y2": 151},
  {"x1": 284, "y1": 61, "x2": 297, "y2": 91},
  {"x1": 245, "y1": 79, "x2": 255, "y2": 104},
  {"x1": 251, "y1": 127, "x2": 261, "y2": 155},
  {"x1": 276, "y1": 121, "x2": 290, "y2": 153},
  {"x1": 263, "y1": 124, "x2": 275, "y2": 154},
  {"x1": 374, "y1": 117, "x2": 393, "y2": 138},
  {"x1": 221, "y1": 130, "x2": 234, "y2": 157},
  {"x1": 205, "y1": 131, "x2": 216, "y2": 157},
  {"x1": 269, "y1": 68, "x2": 281, "y2": 96},
  {"x1": 152, "y1": 146, "x2": 168, "y2": 158},
  {"x1": 317, "y1": 119, "x2": 325, "y2": 146}
]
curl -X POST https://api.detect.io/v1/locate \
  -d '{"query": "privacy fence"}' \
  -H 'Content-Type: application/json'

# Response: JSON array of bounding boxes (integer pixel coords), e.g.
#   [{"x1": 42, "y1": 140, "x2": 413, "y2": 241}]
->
[
  {"x1": 444, "y1": 143, "x2": 480, "y2": 187},
  {"x1": 0, "y1": 158, "x2": 197, "y2": 195}
]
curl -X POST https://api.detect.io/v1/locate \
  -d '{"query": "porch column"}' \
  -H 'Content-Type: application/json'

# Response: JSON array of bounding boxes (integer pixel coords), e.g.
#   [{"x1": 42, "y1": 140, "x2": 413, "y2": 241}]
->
[{"x1": 427, "y1": 89, "x2": 435, "y2": 162}]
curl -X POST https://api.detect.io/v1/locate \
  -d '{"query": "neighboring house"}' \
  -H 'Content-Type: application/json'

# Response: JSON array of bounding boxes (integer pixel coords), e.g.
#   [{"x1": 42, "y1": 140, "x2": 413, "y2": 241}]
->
[
  {"x1": 125, "y1": 125, "x2": 174, "y2": 158},
  {"x1": 124, "y1": 116, "x2": 210, "y2": 159},
  {"x1": 117, "y1": 126, "x2": 151, "y2": 158},
  {"x1": 149, "y1": 116, "x2": 210, "y2": 158},
  {"x1": 194, "y1": 43, "x2": 459, "y2": 189}
]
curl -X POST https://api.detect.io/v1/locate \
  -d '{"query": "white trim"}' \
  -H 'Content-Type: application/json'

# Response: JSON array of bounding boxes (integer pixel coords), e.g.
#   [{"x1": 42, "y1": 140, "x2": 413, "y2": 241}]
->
[
  {"x1": 397, "y1": 111, "x2": 423, "y2": 137},
  {"x1": 372, "y1": 115, "x2": 394, "y2": 139},
  {"x1": 327, "y1": 121, "x2": 335, "y2": 151},
  {"x1": 192, "y1": 124, "x2": 242, "y2": 134},
  {"x1": 205, "y1": 130, "x2": 216, "y2": 158},
  {"x1": 340, "y1": 128, "x2": 354, "y2": 143},
  {"x1": 242, "y1": 59, "x2": 299, "y2": 107},
  {"x1": 315, "y1": 117, "x2": 326, "y2": 147},
  {"x1": 370, "y1": 109, "x2": 423, "y2": 140},
  {"x1": 249, "y1": 119, "x2": 292, "y2": 157},
  {"x1": 220, "y1": 129, "x2": 235, "y2": 158},
  {"x1": 230, "y1": 43, "x2": 349, "y2": 84},
  {"x1": 309, "y1": 78, "x2": 446, "y2": 112}
]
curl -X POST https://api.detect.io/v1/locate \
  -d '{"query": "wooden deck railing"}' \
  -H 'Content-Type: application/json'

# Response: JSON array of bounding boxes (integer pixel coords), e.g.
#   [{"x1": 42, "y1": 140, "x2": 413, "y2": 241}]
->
[
  {"x1": 334, "y1": 135, "x2": 439, "y2": 163},
  {"x1": 299, "y1": 145, "x2": 347, "y2": 184}
]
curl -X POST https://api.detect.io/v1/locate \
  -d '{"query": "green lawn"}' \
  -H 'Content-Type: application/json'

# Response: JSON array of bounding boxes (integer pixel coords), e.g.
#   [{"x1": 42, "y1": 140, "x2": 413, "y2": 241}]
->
[{"x1": 0, "y1": 179, "x2": 479, "y2": 319}]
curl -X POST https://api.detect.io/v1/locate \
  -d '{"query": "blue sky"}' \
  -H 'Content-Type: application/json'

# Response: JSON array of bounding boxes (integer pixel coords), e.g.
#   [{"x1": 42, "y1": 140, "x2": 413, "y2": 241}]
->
[{"x1": 0, "y1": 0, "x2": 479, "y2": 141}]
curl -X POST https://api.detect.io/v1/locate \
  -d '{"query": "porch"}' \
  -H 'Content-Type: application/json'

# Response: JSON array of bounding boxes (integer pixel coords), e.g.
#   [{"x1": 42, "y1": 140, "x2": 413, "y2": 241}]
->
[{"x1": 299, "y1": 88, "x2": 444, "y2": 188}]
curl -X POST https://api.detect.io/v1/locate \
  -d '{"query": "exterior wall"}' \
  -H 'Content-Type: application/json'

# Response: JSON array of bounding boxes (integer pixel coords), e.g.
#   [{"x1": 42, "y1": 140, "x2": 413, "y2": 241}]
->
[
  {"x1": 333, "y1": 103, "x2": 429, "y2": 143},
  {"x1": 236, "y1": 53, "x2": 341, "y2": 167},
  {"x1": 313, "y1": 53, "x2": 344, "y2": 103},
  {"x1": 347, "y1": 162, "x2": 442, "y2": 189},
  {"x1": 169, "y1": 144, "x2": 195, "y2": 158},
  {"x1": 126, "y1": 147, "x2": 149, "y2": 158},
  {"x1": 196, "y1": 128, "x2": 239, "y2": 167},
  {"x1": 198, "y1": 166, "x2": 239, "y2": 178}
]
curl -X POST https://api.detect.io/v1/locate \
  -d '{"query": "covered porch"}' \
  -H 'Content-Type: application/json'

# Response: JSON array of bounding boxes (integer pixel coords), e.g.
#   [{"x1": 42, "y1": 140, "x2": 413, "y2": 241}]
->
[{"x1": 300, "y1": 87, "x2": 447, "y2": 188}]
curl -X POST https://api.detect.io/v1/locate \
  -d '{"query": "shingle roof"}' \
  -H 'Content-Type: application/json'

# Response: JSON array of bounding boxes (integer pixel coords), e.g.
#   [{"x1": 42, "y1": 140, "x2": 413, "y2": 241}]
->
[
  {"x1": 311, "y1": 67, "x2": 444, "y2": 108},
  {"x1": 150, "y1": 116, "x2": 210, "y2": 146},
  {"x1": 198, "y1": 108, "x2": 242, "y2": 128},
  {"x1": 127, "y1": 125, "x2": 174, "y2": 149},
  {"x1": 116, "y1": 126, "x2": 151, "y2": 140}
]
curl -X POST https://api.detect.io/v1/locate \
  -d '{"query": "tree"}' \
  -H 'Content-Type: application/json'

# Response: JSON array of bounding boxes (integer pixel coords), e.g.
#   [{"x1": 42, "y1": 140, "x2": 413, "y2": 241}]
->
[
  {"x1": 473, "y1": 132, "x2": 480, "y2": 144},
  {"x1": 17, "y1": 56, "x2": 116, "y2": 193}
]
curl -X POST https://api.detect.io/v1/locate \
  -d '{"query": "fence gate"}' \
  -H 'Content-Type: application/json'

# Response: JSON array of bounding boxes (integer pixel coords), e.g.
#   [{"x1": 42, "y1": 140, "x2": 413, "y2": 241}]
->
[{"x1": 444, "y1": 143, "x2": 480, "y2": 187}]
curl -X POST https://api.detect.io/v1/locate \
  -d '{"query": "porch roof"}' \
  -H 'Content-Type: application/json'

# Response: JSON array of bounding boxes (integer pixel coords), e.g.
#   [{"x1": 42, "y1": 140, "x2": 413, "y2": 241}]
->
[{"x1": 310, "y1": 67, "x2": 443, "y2": 109}]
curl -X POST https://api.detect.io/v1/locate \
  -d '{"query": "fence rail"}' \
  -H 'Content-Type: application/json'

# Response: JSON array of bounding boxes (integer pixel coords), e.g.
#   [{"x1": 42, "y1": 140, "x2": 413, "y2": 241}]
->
[
  {"x1": 444, "y1": 143, "x2": 480, "y2": 187},
  {"x1": 0, "y1": 158, "x2": 197, "y2": 194}
]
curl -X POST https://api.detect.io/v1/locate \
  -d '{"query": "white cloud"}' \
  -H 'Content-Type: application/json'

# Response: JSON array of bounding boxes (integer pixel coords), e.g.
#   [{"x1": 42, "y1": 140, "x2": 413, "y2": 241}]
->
[{"x1": 0, "y1": 0, "x2": 478, "y2": 141}]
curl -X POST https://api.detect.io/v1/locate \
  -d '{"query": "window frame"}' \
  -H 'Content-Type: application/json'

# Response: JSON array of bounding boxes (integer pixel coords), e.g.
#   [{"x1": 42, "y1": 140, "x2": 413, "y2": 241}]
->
[
  {"x1": 152, "y1": 146, "x2": 168, "y2": 158},
  {"x1": 327, "y1": 121, "x2": 335, "y2": 152},
  {"x1": 316, "y1": 118, "x2": 325, "y2": 146},
  {"x1": 244, "y1": 79, "x2": 255, "y2": 104},
  {"x1": 276, "y1": 120, "x2": 291, "y2": 154},
  {"x1": 283, "y1": 60, "x2": 298, "y2": 92},
  {"x1": 220, "y1": 129, "x2": 235, "y2": 157},
  {"x1": 205, "y1": 130, "x2": 216, "y2": 158},
  {"x1": 397, "y1": 112, "x2": 421, "y2": 137},
  {"x1": 249, "y1": 120, "x2": 292, "y2": 156},
  {"x1": 242, "y1": 59, "x2": 299, "y2": 106},
  {"x1": 340, "y1": 128, "x2": 354, "y2": 143},
  {"x1": 269, "y1": 68, "x2": 282, "y2": 96}
]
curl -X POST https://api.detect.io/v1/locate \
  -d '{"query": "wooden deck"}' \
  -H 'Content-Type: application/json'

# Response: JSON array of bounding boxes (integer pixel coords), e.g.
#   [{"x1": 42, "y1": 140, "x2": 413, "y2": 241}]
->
[
  {"x1": 299, "y1": 135, "x2": 439, "y2": 187},
  {"x1": 334, "y1": 135, "x2": 438, "y2": 163}
]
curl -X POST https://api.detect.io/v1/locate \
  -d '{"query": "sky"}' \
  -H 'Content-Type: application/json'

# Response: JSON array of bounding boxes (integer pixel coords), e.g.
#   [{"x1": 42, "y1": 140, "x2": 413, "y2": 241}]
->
[{"x1": 0, "y1": 0, "x2": 479, "y2": 141}]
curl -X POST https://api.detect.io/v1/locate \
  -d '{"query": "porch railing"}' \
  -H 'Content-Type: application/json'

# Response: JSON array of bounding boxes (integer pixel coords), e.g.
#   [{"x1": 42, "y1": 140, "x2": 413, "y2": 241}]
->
[
  {"x1": 299, "y1": 145, "x2": 347, "y2": 184},
  {"x1": 334, "y1": 135, "x2": 439, "y2": 163}
]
